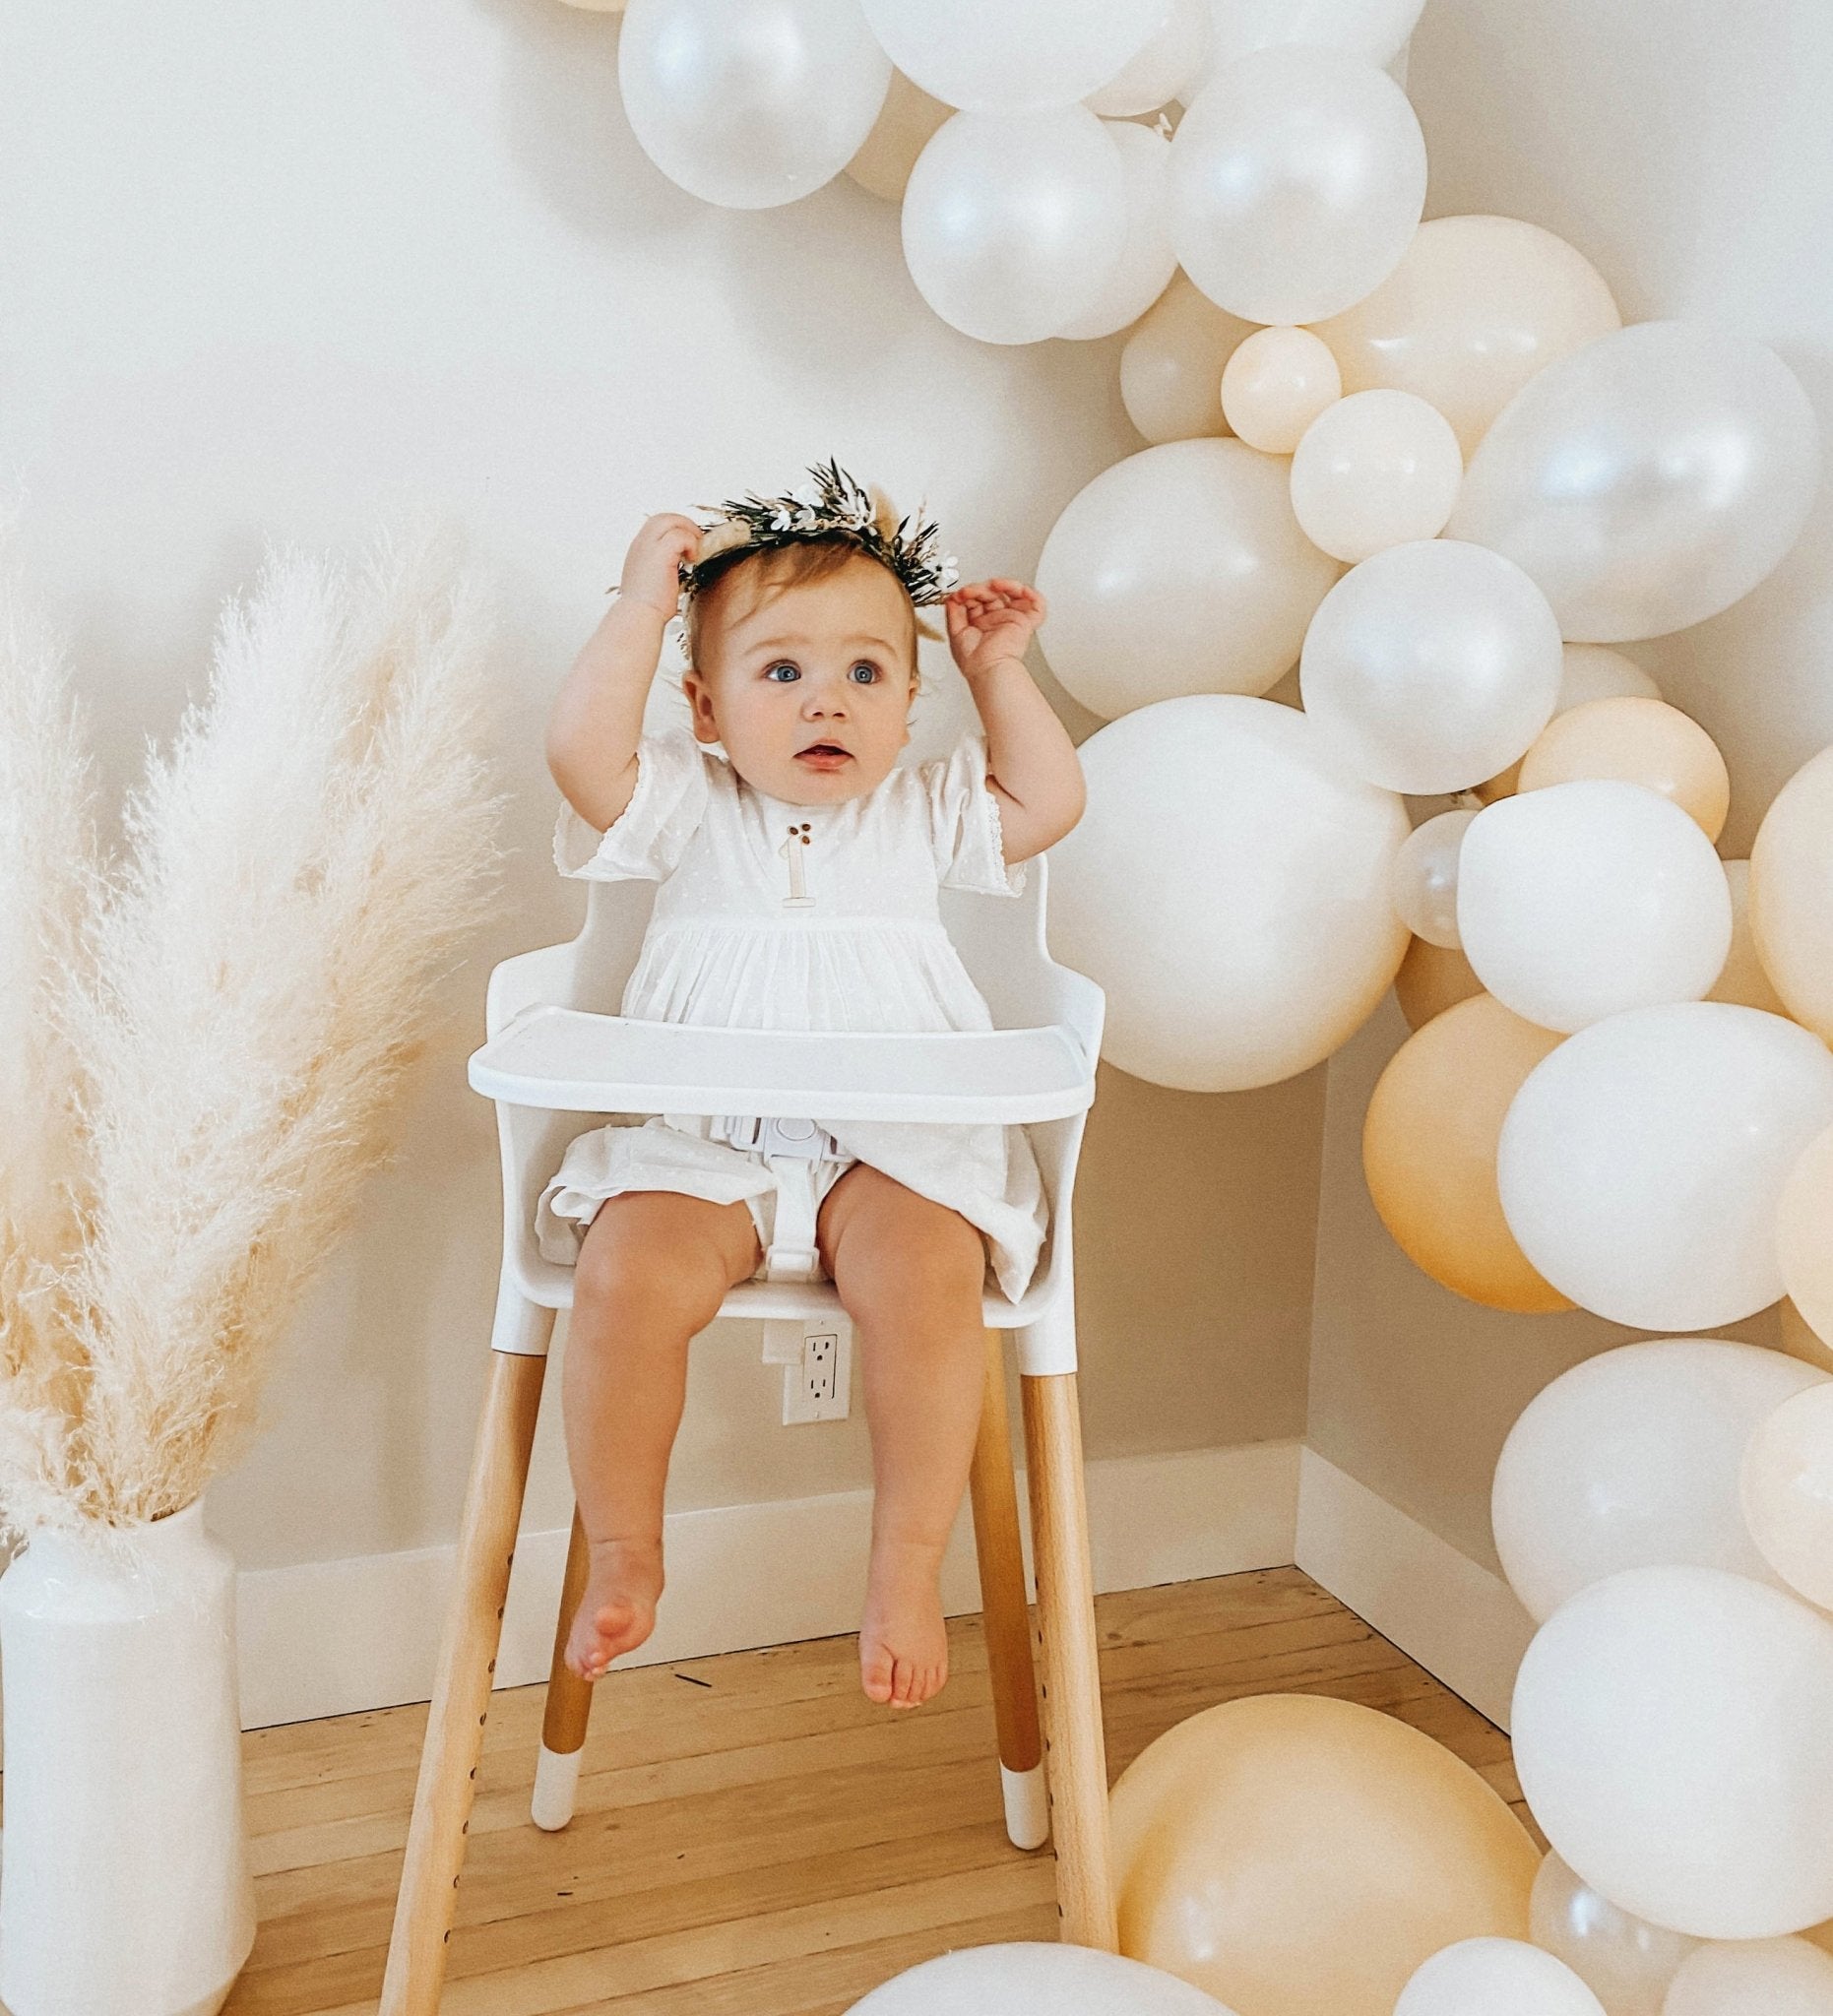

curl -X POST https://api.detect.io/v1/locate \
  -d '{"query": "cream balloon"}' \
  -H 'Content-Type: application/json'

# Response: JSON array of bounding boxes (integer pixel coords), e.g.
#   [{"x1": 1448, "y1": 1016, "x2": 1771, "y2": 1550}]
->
[
  {"x1": 1120, "y1": 273, "x2": 1256, "y2": 443},
  {"x1": 1750, "y1": 743, "x2": 1833, "y2": 1041},
  {"x1": 1290, "y1": 388, "x2": 1463, "y2": 561},
  {"x1": 1779, "y1": 1123, "x2": 1833, "y2": 1347},
  {"x1": 1663, "y1": 1936, "x2": 1833, "y2": 2016},
  {"x1": 1055, "y1": 122, "x2": 1177, "y2": 340},
  {"x1": 1446, "y1": 320, "x2": 1821, "y2": 642},
  {"x1": 1510, "y1": 1564, "x2": 1833, "y2": 1941},
  {"x1": 859, "y1": 0, "x2": 1166, "y2": 112},
  {"x1": 847, "y1": 1942, "x2": 1240, "y2": 2014},
  {"x1": 901, "y1": 106, "x2": 1127, "y2": 345},
  {"x1": 1457, "y1": 782, "x2": 1733, "y2": 1034},
  {"x1": 1298, "y1": 538, "x2": 1563, "y2": 795},
  {"x1": 1517, "y1": 698, "x2": 1730, "y2": 843},
  {"x1": 1045, "y1": 696, "x2": 1409, "y2": 1091},
  {"x1": 1037, "y1": 439, "x2": 1340, "y2": 717},
  {"x1": 1179, "y1": 0, "x2": 1426, "y2": 101},
  {"x1": 1169, "y1": 46, "x2": 1426, "y2": 324},
  {"x1": 1490, "y1": 1340, "x2": 1828, "y2": 1623},
  {"x1": 1710, "y1": 861, "x2": 1790, "y2": 1015},
  {"x1": 1475, "y1": 645, "x2": 1663, "y2": 803},
  {"x1": 1308, "y1": 216, "x2": 1621, "y2": 457},
  {"x1": 1741, "y1": 1382, "x2": 1833, "y2": 1613},
  {"x1": 1395, "y1": 1938, "x2": 1606, "y2": 2016},
  {"x1": 844, "y1": 68, "x2": 951, "y2": 201},
  {"x1": 1086, "y1": 0, "x2": 1213, "y2": 113},
  {"x1": 1395, "y1": 936, "x2": 1484, "y2": 1031},
  {"x1": 1495, "y1": 1002, "x2": 1833, "y2": 1331},
  {"x1": 618, "y1": 0, "x2": 891, "y2": 208},
  {"x1": 1530, "y1": 1850, "x2": 1700, "y2": 2016},
  {"x1": 1390, "y1": 809, "x2": 1476, "y2": 949},
  {"x1": 1220, "y1": 327, "x2": 1342, "y2": 454}
]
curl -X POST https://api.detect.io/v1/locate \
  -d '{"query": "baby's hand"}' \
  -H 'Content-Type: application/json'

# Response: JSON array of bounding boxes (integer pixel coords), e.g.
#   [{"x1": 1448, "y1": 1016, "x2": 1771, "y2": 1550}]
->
[
  {"x1": 617, "y1": 513, "x2": 703, "y2": 618},
  {"x1": 944, "y1": 578, "x2": 1048, "y2": 683}
]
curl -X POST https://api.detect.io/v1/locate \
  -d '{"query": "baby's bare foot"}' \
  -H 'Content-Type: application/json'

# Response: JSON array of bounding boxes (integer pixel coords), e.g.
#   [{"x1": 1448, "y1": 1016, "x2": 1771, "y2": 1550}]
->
[
  {"x1": 859, "y1": 1537, "x2": 949, "y2": 1709},
  {"x1": 565, "y1": 1537, "x2": 664, "y2": 1681}
]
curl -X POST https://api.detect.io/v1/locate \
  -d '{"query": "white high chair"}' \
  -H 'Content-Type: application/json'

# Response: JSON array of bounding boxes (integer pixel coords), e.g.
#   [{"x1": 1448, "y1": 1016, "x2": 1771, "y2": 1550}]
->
[{"x1": 379, "y1": 849, "x2": 1111, "y2": 2013}]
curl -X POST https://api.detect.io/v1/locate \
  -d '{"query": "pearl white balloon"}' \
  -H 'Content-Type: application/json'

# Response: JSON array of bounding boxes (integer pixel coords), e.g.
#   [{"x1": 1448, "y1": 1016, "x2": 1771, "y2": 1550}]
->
[
  {"x1": 1510, "y1": 1564, "x2": 1833, "y2": 1941},
  {"x1": 1086, "y1": 0, "x2": 1213, "y2": 113},
  {"x1": 1742, "y1": 1383, "x2": 1833, "y2": 1612},
  {"x1": 901, "y1": 107, "x2": 1127, "y2": 345},
  {"x1": 1170, "y1": 46, "x2": 1426, "y2": 324},
  {"x1": 1663, "y1": 1935, "x2": 1833, "y2": 2016},
  {"x1": 1496, "y1": 1002, "x2": 1833, "y2": 1331},
  {"x1": 618, "y1": 0, "x2": 891, "y2": 208},
  {"x1": 1390, "y1": 809, "x2": 1476, "y2": 949},
  {"x1": 1290, "y1": 389, "x2": 1463, "y2": 561},
  {"x1": 1395, "y1": 1937, "x2": 1606, "y2": 2016},
  {"x1": 1046, "y1": 696, "x2": 1410, "y2": 1091},
  {"x1": 1530, "y1": 1851, "x2": 1700, "y2": 2016},
  {"x1": 1055, "y1": 122, "x2": 1178, "y2": 340},
  {"x1": 1182, "y1": 0, "x2": 1426, "y2": 99},
  {"x1": 1446, "y1": 320, "x2": 1822, "y2": 643},
  {"x1": 1298, "y1": 538, "x2": 1563, "y2": 795},
  {"x1": 860, "y1": 0, "x2": 1167, "y2": 113},
  {"x1": 1037, "y1": 439, "x2": 1341, "y2": 717},
  {"x1": 1220, "y1": 326, "x2": 1343, "y2": 453},
  {"x1": 1457, "y1": 783, "x2": 1733, "y2": 1034},
  {"x1": 846, "y1": 1940, "x2": 1240, "y2": 2014},
  {"x1": 1491, "y1": 1341, "x2": 1829, "y2": 1624}
]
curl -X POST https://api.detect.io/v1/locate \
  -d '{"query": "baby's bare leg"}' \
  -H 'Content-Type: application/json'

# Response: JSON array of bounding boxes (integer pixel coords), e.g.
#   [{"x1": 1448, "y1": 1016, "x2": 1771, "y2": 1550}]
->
[
  {"x1": 815, "y1": 1164, "x2": 989, "y2": 1709},
  {"x1": 562, "y1": 1187, "x2": 763, "y2": 1680}
]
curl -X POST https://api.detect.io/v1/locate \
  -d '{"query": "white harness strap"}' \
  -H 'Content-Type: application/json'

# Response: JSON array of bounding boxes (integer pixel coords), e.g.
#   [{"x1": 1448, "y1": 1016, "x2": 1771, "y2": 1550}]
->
[{"x1": 707, "y1": 1113, "x2": 844, "y2": 1283}]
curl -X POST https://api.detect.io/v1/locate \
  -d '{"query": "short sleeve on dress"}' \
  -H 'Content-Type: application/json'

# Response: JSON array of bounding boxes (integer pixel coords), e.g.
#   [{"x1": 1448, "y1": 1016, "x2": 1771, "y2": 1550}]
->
[
  {"x1": 919, "y1": 732, "x2": 1027, "y2": 898},
  {"x1": 551, "y1": 725, "x2": 711, "y2": 884}
]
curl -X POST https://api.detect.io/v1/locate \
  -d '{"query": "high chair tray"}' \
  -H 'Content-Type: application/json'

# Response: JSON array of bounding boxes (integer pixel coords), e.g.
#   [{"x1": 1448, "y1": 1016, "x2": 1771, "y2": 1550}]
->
[{"x1": 470, "y1": 1004, "x2": 1095, "y2": 1122}]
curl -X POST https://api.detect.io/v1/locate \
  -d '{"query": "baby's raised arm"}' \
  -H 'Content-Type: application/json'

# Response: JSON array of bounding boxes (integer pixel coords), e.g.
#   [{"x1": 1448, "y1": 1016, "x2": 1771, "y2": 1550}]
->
[{"x1": 545, "y1": 513, "x2": 700, "y2": 832}]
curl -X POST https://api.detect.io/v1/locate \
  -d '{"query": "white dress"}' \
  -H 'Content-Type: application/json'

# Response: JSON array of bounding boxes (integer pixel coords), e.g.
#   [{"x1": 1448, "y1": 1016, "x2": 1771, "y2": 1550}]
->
[{"x1": 534, "y1": 724, "x2": 1049, "y2": 1303}]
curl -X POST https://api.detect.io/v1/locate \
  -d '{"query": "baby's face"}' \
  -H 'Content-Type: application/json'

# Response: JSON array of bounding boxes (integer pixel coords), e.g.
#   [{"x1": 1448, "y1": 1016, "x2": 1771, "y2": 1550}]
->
[{"x1": 682, "y1": 555, "x2": 917, "y2": 805}]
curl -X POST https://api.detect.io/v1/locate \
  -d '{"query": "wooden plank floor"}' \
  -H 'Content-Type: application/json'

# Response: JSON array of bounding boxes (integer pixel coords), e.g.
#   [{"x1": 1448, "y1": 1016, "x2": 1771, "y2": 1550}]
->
[{"x1": 222, "y1": 1567, "x2": 1542, "y2": 2016}]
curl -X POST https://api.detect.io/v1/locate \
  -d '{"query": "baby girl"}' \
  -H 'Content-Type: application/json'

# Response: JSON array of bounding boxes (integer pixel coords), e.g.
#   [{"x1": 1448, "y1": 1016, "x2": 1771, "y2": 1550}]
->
[{"x1": 538, "y1": 463, "x2": 1085, "y2": 1708}]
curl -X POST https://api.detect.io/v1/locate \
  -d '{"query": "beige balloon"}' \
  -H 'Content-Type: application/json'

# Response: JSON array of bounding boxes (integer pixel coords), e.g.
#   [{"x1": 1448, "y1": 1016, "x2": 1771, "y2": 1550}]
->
[
  {"x1": 1778, "y1": 1120, "x2": 1833, "y2": 1349},
  {"x1": 1780, "y1": 1296, "x2": 1833, "y2": 1375},
  {"x1": 1365, "y1": 993, "x2": 1572, "y2": 1312},
  {"x1": 1740, "y1": 1381, "x2": 1833, "y2": 1611},
  {"x1": 1711, "y1": 861, "x2": 1790, "y2": 1016},
  {"x1": 1112, "y1": 1692, "x2": 1542, "y2": 2016},
  {"x1": 1477, "y1": 646, "x2": 1663, "y2": 804},
  {"x1": 1222, "y1": 326, "x2": 1342, "y2": 454},
  {"x1": 844, "y1": 68, "x2": 951, "y2": 203},
  {"x1": 1516, "y1": 698, "x2": 1731, "y2": 843},
  {"x1": 1396, "y1": 936, "x2": 1484, "y2": 1031},
  {"x1": 1751, "y1": 743, "x2": 1833, "y2": 1041},
  {"x1": 1308, "y1": 214, "x2": 1621, "y2": 458},
  {"x1": 1121, "y1": 272, "x2": 1257, "y2": 444}
]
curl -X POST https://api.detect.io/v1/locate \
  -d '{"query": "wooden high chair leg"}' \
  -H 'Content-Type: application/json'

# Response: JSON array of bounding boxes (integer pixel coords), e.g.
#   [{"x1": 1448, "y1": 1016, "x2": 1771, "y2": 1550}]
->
[
  {"x1": 380, "y1": 1321, "x2": 552, "y2": 2016},
  {"x1": 532, "y1": 1504, "x2": 596, "y2": 1830},
  {"x1": 1020, "y1": 1370, "x2": 1118, "y2": 1952},
  {"x1": 968, "y1": 1326, "x2": 1047, "y2": 1851}
]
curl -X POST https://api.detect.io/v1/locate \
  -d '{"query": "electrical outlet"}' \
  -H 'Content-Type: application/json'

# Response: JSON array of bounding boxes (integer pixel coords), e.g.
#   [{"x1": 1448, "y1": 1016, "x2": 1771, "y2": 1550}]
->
[{"x1": 782, "y1": 1323, "x2": 851, "y2": 1424}]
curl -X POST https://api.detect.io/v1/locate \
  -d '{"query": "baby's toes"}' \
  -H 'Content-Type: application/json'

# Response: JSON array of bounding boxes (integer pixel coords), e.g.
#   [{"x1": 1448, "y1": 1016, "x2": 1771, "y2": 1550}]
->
[{"x1": 860, "y1": 1637, "x2": 896, "y2": 1705}]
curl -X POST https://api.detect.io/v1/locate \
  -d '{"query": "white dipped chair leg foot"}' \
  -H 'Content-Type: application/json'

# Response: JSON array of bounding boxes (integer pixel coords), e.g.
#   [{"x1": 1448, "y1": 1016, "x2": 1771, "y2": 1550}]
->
[
  {"x1": 1001, "y1": 1761, "x2": 1050, "y2": 1852},
  {"x1": 531, "y1": 1741, "x2": 584, "y2": 1832}
]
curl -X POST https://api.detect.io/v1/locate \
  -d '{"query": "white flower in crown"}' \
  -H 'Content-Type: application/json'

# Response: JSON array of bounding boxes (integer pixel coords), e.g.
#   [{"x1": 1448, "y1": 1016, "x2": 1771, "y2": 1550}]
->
[{"x1": 939, "y1": 553, "x2": 960, "y2": 590}]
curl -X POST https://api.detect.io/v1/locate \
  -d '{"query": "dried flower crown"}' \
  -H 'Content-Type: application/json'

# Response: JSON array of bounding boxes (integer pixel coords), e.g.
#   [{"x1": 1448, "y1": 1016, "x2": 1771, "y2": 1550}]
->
[{"x1": 674, "y1": 457, "x2": 960, "y2": 614}]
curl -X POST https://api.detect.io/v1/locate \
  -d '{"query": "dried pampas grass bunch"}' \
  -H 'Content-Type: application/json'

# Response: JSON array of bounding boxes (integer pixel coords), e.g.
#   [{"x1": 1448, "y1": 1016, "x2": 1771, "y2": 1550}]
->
[{"x1": 0, "y1": 519, "x2": 507, "y2": 1561}]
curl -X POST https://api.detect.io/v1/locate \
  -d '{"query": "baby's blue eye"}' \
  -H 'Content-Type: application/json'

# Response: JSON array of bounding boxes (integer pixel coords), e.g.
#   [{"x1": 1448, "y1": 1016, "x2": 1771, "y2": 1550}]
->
[
  {"x1": 850, "y1": 662, "x2": 880, "y2": 684},
  {"x1": 765, "y1": 662, "x2": 798, "y2": 682}
]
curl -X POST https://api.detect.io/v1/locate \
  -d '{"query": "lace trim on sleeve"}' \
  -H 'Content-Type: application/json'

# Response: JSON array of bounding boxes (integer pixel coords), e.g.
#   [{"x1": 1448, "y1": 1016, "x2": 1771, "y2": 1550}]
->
[{"x1": 980, "y1": 768, "x2": 1027, "y2": 897}]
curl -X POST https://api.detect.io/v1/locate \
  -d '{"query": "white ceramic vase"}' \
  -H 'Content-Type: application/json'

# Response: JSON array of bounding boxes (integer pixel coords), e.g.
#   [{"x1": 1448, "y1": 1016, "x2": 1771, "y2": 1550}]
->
[{"x1": 0, "y1": 1496, "x2": 256, "y2": 2015}]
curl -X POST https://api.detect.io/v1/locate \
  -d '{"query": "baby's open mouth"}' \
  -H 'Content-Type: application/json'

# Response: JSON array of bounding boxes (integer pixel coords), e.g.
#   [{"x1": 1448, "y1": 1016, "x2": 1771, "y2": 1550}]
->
[{"x1": 796, "y1": 743, "x2": 851, "y2": 761}]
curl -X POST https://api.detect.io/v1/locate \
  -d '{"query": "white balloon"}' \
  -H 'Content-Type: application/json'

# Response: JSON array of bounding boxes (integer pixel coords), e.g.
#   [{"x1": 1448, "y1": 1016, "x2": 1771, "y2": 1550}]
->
[
  {"x1": 1170, "y1": 46, "x2": 1425, "y2": 324},
  {"x1": 1741, "y1": 1383, "x2": 1833, "y2": 1612},
  {"x1": 618, "y1": 0, "x2": 891, "y2": 208},
  {"x1": 1037, "y1": 439, "x2": 1341, "y2": 717},
  {"x1": 1663, "y1": 1935, "x2": 1833, "y2": 2016},
  {"x1": 1054, "y1": 122, "x2": 1178, "y2": 340},
  {"x1": 1530, "y1": 1850, "x2": 1701, "y2": 2016},
  {"x1": 1510, "y1": 1564, "x2": 1833, "y2": 1941},
  {"x1": 1390, "y1": 808, "x2": 1476, "y2": 949},
  {"x1": 860, "y1": 0, "x2": 1167, "y2": 113},
  {"x1": 1496, "y1": 1002, "x2": 1833, "y2": 1331},
  {"x1": 1045, "y1": 696, "x2": 1410, "y2": 1091},
  {"x1": 1182, "y1": 0, "x2": 1426, "y2": 100},
  {"x1": 846, "y1": 1940, "x2": 1240, "y2": 2013},
  {"x1": 901, "y1": 107, "x2": 1127, "y2": 345},
  {"x1": 1298, "y1": 538, "x2": 1562, "y2": 795},
  {"x1": 1447, "y1": 320, "x2": 1822, "y2": 643},
  {"x1": 1221, "y1": 326, "x2": 1343, "y2": 453},
  {"x1": 1395, "y1": 1937, "x2": 1605, "y2": 2016},
  {"x1": 1290, "y1": 389, "x2": 1463, "y2": 561},
  {"x1": 1457, "y1": 782, "x2": 1733, "y2": 1034},
  {"x1": 1491, "y1": 1340, "x2": 1828, "y2": 1623},
  {"x1": 1086, "y1": 0, "x2": 1213, "y2": 113}
]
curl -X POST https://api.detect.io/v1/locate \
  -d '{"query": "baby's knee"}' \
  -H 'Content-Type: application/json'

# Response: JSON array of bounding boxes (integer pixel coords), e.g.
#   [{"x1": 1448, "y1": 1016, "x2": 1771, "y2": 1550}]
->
[
  {"x1": 839, "y1": 1205, "x2": 987, "y2": 1324},
  {"x1": 573, "y1": 1193, "x2": 733, "y2": 1329}
]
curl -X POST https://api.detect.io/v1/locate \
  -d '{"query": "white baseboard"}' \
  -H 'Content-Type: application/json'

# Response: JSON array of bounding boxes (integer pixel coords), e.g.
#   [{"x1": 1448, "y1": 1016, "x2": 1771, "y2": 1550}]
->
[
  {"x1": 232, "y1": 1437, "x2": 1304, "y2": 1730},
  {"x1": 1294, "y1": 1446, "x2": 1536, "y2": 1732}
]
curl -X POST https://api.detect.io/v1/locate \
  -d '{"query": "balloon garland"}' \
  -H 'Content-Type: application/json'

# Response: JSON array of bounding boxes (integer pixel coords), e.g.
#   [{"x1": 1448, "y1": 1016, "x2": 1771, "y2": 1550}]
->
[{"x1": 585, "y1": 2, "x2": 1833, "y2": 2007}]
